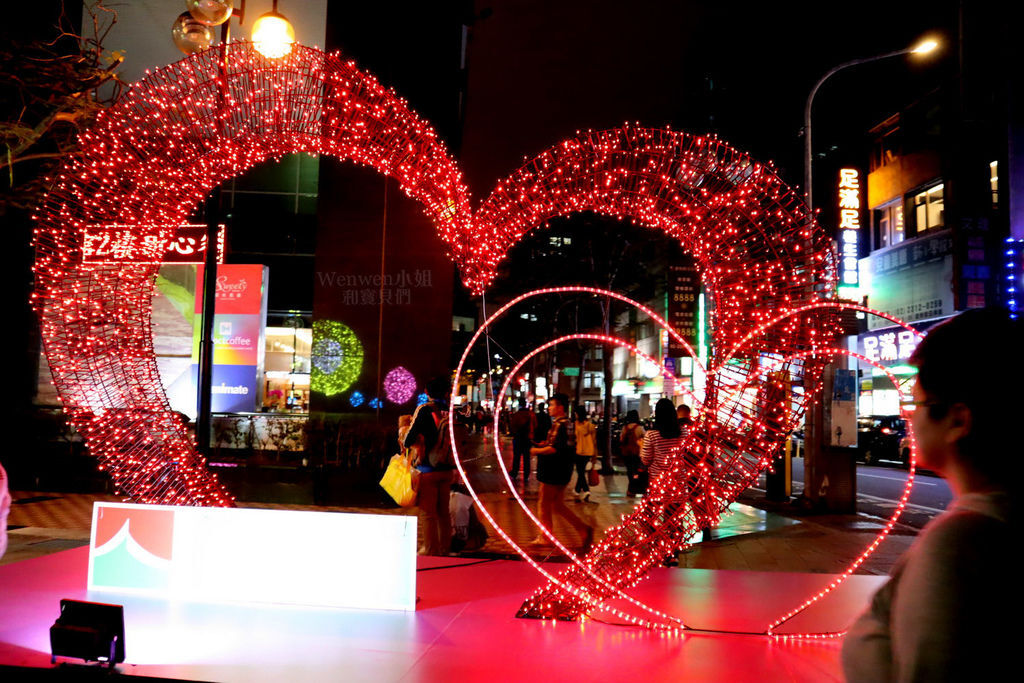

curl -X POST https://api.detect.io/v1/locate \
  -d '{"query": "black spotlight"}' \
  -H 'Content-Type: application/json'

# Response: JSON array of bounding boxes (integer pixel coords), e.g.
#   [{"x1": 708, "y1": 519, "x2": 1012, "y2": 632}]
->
[{"x1": 49, "y1": 599, "x2": 125, "y2": 667}]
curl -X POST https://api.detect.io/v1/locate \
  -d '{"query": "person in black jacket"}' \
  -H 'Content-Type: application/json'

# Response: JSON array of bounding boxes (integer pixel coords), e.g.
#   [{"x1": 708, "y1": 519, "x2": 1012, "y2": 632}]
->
[
  {"x1": 534, "y1": 402, "x2": 552, "y2": 445},
  {"x1": 529, "y1": 393, "x2": 594, "y2": 551},
  {"x1": 509, "y1": 399, "x2": 537, "y2": 488}
]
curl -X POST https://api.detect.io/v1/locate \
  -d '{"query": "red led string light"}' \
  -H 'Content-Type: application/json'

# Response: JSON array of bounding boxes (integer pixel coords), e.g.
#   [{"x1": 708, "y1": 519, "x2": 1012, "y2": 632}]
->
[
  {"x1": 457, "y1": 292, "x2": 921, "y2": 635},
  {"x1": 709, "y1": 346, "x2": 918, "y2": 637},
  {"x1": 453, "y1": 289, "x2": 825, "y2": 631},
  {"x1": 736, "y1": 302, "x2": 925, "y2": 637},
  {"x1": 491, "y1": 333, "x2": 696, "y2": 629},
  {"x1": 32, "y1": 43, "x2": 474, "y2": 504},
  {"x1": 33, "y1": 43, "x2": 835, "y2": 508},
  {"x1": 33, "y1": 41, "x2": 899, "y2": 634},
  {"x1": 482, "y1": 150, "x2": 842, "y2": 621},
  {"x1": 451, "y1": 286, "x2": 706, "y2": 629}
]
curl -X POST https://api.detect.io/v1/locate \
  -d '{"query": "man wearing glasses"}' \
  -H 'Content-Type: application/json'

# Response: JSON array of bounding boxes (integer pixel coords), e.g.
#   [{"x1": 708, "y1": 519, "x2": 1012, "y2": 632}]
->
[{"x1": 843, "y1": 308, "x2": 1022, "y2": 681}]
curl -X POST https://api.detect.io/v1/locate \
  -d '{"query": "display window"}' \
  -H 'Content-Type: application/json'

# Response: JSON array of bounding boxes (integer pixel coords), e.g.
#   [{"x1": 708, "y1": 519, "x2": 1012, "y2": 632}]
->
[{"x1": 263, "y1": 326, "x2": 311, "y2": 413}]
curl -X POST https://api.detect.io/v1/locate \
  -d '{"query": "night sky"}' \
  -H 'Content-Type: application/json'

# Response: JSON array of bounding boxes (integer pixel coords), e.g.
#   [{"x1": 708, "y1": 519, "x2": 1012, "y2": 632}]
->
[{"x1": 330, "y1": 1, "x2": 961, "y2": 198}]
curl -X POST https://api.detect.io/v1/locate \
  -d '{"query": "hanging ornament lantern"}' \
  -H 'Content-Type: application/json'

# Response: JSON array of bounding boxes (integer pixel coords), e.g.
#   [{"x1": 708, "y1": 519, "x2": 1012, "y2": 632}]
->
[
  {"x1": 171, "y1": 12, "x2": 213, "y2": 54},
  {"x1": 186, "y1": 0, "x2": 233, "y2": 26}
]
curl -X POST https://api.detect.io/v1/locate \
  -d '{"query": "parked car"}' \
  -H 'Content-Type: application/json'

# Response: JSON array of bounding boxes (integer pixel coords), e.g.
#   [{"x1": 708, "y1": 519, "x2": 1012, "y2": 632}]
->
[
  {"x1": 788, "y1": 429, "x2": 804, "y2": 457},
  {"x1": 898, "y1": 434, "x2": 912, "y2": 469},
  {"x1": 856, "y1": 415, "x2": 907, "y2": 465},
  {"x1": 897, "y1": 434, "x2": 940, "y2": 474}
]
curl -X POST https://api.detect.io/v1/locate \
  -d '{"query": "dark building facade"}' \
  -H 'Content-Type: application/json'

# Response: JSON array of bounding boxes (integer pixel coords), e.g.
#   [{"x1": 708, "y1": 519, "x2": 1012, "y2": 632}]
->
[{"x1": 851, "y1": 3, "x2": 1022, "y2": 416}]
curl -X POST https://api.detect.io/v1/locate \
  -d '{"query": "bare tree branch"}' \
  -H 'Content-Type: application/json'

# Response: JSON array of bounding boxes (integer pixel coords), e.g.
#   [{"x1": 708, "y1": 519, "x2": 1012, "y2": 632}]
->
[{"x1": 0, "y1": 1, "x2": 124, "y2": 212}]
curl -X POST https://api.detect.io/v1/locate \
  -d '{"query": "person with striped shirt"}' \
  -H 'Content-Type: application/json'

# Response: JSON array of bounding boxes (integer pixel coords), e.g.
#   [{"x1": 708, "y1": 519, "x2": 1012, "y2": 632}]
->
[{"x1": 640, "y1": 398, "x2": 686, "y2": 480}]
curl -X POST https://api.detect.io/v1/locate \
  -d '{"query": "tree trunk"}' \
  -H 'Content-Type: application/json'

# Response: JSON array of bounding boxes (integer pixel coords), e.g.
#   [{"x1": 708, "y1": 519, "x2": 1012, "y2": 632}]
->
[
  {"x1": 601, "y1": 294, "x2": 614, "y2": 472},
  {"x1": 573, "y1": 346, "x2": 585, "y2": 409}
]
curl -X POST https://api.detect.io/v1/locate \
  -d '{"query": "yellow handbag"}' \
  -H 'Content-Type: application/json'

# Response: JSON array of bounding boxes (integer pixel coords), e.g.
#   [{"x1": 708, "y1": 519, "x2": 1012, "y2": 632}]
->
[{"x1": 380, "y1": 451, "x2": 418, "y2": 507}]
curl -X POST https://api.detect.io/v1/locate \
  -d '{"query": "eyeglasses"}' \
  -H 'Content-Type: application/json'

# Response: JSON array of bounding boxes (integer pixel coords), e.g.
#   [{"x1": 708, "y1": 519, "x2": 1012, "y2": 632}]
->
[{"x1": 899, "y1": 399, "x2": 944, "y2": 414}]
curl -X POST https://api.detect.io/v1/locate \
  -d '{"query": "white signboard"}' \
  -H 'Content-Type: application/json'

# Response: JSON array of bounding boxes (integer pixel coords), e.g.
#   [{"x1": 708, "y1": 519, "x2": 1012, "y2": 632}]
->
[
  {"x1": 88, "y1": 503, "x2": 417, "y2": 611},
  {"x1": 860, "y1": 230, "x2": 954, "y2": 330}
]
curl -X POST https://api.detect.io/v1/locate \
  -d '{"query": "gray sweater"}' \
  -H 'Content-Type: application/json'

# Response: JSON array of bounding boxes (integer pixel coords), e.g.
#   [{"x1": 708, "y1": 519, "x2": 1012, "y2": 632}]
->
[{"x1": 842, "y1": 491, "x2": 1019, "y2": 682}]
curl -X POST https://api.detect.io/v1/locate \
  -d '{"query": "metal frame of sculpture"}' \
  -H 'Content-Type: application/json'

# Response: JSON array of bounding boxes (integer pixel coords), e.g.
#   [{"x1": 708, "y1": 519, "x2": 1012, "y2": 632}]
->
[{"x1": 33, "y1": 41, "x2": 917, "y2": 636}]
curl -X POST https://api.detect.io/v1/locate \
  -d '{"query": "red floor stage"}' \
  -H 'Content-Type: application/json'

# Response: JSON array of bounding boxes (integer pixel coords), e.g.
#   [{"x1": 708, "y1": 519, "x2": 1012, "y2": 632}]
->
[{"x1": 0, "y1": 547, "x2": 885, "y2": 681}]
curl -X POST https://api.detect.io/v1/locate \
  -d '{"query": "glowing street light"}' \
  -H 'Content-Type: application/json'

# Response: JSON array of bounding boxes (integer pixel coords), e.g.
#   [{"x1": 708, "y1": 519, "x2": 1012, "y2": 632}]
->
[
  {"x1": 911, "y1": 38, "x2": 939, "y2": 55},
  {"x1": 800, "y1": 35, "x2": 940, "y2": 518}
]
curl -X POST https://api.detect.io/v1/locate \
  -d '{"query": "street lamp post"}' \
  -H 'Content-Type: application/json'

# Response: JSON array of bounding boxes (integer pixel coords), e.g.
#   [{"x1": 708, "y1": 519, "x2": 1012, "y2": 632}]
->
[
  {"x1": 803, "y1": 39, "x2": 938, "y2": 214},
  {"x1": 171, "y1": 1, "x2": 297, "y2": 455},
  {"x1": 801, "y1": 38, "x2": 937, "y2": 511}
]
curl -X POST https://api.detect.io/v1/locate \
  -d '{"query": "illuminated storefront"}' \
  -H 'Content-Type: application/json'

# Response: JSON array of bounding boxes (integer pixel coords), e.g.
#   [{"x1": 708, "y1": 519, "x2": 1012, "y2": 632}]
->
[
  {"x1": 264, "y1": 324, "x2": 312, "y2": 412},
  {"x1": 855, "y1": 318, "x2": 948, "y2": 416},
  {"x1": 856, "y1": 229, "x2": 954, "y2": 415}
]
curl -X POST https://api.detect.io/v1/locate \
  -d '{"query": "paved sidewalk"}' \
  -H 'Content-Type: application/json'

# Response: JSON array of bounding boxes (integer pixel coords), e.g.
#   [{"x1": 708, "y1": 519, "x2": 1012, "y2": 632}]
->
[{"x1": 4, "y1": 477, "x2": 917, "y2": 576}]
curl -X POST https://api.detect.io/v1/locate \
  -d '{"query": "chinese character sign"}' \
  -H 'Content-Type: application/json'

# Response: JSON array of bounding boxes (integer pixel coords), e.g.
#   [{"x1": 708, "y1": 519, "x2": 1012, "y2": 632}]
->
[
  {"x1": 860, "y1": 328, "x2": 920, "y2": 365},
  {"x1": 667, "y1": 258, "x2": 700, "y2": 356},
  {"x1": 81, "y1": 224, "x2": 225, "y2": 264},
  {"x1": 837, "y1": 168, "x2": 861, "y2": 288}
]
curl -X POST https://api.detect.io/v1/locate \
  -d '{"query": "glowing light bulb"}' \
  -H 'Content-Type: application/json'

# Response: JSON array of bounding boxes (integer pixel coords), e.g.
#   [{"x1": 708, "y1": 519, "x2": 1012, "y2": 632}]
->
[{"x1": 252, "y1": 11, "x2": 295, "y2": 59}]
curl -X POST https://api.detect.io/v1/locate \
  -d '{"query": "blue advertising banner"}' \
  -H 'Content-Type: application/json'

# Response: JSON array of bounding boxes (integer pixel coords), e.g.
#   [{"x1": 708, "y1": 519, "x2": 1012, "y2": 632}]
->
[{"x1": 189, "y1": 364, "x2": 262, "y2": 414}]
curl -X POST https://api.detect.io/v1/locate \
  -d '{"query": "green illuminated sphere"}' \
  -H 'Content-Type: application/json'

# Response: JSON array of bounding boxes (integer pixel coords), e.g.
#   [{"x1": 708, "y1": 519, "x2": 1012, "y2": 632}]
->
[{"x1": 310, "y1": 319, "x2": 364, "y2": 396}]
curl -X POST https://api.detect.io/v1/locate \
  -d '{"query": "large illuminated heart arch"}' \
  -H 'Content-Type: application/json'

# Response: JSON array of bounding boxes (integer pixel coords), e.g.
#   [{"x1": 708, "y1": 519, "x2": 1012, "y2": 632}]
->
[
  {"x1": 33, "y1": 44, "x2": 474, "y2": 506},
  {"x1": 34, "y1": 42, "x2": 862, "y2": 630}
]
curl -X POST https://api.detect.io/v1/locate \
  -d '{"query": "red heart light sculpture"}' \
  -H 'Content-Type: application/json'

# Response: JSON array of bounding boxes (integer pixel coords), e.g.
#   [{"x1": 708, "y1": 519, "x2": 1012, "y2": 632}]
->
[
  {"x1": 32, "y1": 42, "x2": 917, "y2": 635},
  {"x1": 454, "y1": 291, "x2": 922, "y2": 634}
]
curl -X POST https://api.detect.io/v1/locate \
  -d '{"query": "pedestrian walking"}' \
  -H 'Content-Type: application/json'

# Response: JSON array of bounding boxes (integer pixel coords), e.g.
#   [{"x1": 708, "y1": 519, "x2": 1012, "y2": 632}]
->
[
  {"x1": 620, "y1": 410, "x2": 645, "y2": 496},
  {"x1": 530, "y1": 393, "x2": 594, "y2": 551},
  {"x1": 534, "y1": 402, "x2": 551, "y2": 444},
  {"x1": 640, "y1": 398, "x2": 685, "y2": 482},
  {"x1": 676, "y1": 402, "x2": 711, "y2": 540},
  {"x1": 473, "y1": 404, "x2": 485, "y2": 434},
  {"x1": 676, "y1": 403, "x2": 692, "y2": 431},
  {"x1": 509, "y1": 399, "x2": 537, "y2": 488},
  {"x1": 573, "y1": 406, "x2": 597, "y2": 501}
]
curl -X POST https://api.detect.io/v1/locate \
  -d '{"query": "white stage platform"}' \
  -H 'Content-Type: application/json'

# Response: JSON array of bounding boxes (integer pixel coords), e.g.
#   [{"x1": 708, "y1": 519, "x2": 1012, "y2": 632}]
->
[{"x1": 0, "y1": 547, "x2": 885, "y2": 681}]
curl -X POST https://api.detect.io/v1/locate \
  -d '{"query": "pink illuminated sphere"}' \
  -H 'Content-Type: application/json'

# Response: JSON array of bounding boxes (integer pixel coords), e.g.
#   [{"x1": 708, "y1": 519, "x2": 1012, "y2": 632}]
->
[{"x1": 384, "y1": 367, "x2": 417, "y2": 404}]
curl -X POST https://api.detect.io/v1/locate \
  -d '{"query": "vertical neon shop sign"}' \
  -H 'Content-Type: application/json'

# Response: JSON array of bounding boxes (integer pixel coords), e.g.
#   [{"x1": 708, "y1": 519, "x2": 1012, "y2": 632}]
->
[{"x1": 838, "y1": 168, "x2": 862, "y2": 291}]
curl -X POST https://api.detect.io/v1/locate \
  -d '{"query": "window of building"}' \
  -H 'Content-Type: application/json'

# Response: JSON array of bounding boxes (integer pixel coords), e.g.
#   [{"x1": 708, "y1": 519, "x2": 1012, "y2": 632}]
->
[
  {"x1": 913, "y1": 183, "x2": 944, "y2": 234},
  {"x1": 870, "y1": 127, "x2": 900, "y2": 172},
  {"x1": 872, "y1": 199, "x2": 905, "y2": 250},
  {"x1": 990, "y1": 161, "x2": 998, "y2": 208}
]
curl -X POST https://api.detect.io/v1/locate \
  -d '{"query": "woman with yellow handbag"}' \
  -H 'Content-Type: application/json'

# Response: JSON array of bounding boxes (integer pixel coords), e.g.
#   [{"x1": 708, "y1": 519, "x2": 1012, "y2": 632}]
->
[{"x1": 380, "y1": 415, "x2": 419, "y2": 508}]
